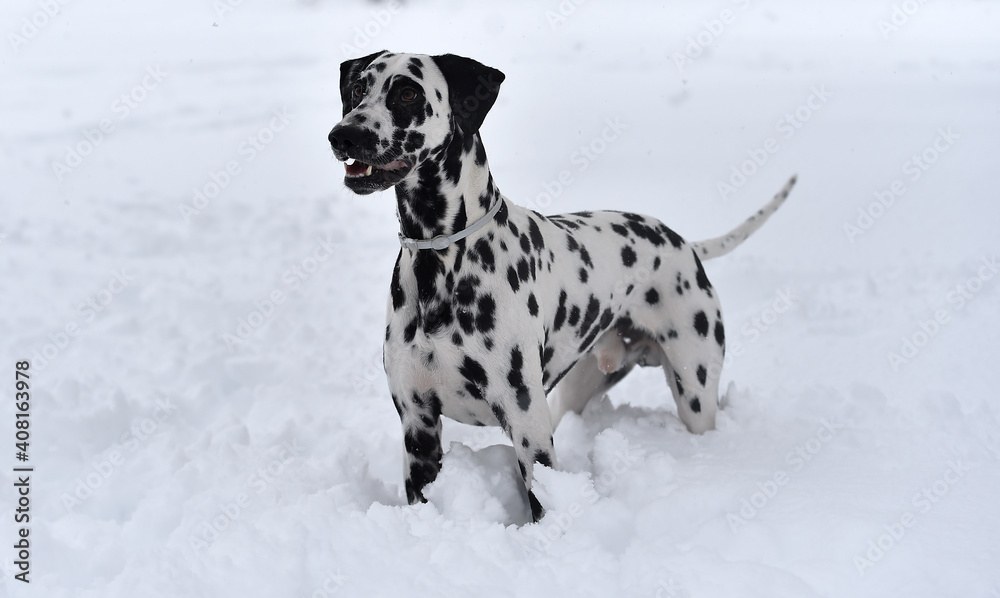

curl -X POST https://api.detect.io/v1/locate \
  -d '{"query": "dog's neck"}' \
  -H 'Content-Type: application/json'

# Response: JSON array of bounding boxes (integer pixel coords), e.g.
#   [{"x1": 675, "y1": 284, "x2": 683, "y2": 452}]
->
[{"x1": 394, "y1": 130, "x2": 502, "y2": 244}]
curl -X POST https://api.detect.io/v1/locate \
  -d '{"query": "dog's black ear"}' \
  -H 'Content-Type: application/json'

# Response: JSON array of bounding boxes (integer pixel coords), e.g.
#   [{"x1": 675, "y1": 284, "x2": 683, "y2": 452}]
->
[
  {"x1": 339, "y1": 50, "x2": 386, "y2": 116},
  {"x1": 431, "y1": 54, "x2": 505, "y2": 136}
]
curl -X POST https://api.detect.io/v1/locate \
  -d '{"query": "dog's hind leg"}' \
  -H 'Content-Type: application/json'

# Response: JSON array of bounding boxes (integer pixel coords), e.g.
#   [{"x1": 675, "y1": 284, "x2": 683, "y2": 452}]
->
[{"x1": 655, "y1": 313, "x2": 723, "y2": 434}]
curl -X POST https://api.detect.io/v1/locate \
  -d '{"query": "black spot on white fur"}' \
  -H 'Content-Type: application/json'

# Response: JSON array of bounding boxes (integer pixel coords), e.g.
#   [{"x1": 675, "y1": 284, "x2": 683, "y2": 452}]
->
[
  {"x1": 694, "y1": 311, "x2": 709, "y2": 337},
  {"x1": 621, "y1": 245, "x2": 637, "y2": 267}
]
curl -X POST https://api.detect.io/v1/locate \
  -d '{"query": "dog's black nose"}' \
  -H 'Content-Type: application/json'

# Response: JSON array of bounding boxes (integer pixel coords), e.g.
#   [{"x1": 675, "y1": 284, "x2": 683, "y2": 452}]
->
[{"x1": 328, "y1": 124, "x2": 368, "y2": 153}]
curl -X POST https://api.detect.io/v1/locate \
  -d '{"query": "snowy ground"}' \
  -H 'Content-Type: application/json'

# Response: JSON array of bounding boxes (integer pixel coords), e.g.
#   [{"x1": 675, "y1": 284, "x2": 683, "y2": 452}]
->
[{"x1": 1, "y1": 0, "x2": 999, "y2": 596}]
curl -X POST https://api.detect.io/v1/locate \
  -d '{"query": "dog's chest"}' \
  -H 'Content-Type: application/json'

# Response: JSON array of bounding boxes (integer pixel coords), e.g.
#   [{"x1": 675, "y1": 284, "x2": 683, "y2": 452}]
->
[{"x1": 383, "y1": 248, "x2": 515, "y2": 425}]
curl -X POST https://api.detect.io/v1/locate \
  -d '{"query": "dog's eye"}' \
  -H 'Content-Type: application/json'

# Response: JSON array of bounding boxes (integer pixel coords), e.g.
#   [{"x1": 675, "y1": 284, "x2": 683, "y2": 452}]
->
[
  {"x1": 352, "y1": 84, "x2": 365, "y2": 101},
  {"x1": 400, "y1": 87, "x2": 417, "y2": 102}
]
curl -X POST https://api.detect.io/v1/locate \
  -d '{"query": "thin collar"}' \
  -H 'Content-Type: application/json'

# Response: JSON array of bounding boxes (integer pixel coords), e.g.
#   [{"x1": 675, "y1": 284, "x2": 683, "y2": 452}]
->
[{"x1": 398, "y1": 198, "x2": 503, "y2": 251}]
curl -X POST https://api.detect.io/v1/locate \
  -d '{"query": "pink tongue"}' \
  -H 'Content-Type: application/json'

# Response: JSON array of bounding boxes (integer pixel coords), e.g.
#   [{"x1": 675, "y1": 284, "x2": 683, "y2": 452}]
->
[{"x1": 345, "y1": 161, "x2": 369, "y2": 176}]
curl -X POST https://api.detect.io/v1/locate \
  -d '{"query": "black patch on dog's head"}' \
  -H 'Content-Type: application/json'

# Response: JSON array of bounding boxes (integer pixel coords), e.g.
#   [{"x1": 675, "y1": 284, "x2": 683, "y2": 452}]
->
[
  {"x1": 339, "y1": 50, "x2": 386, "y2": 116},
  {"x1": 431, "y1": 54, "x2": 506, "y2": 136}
]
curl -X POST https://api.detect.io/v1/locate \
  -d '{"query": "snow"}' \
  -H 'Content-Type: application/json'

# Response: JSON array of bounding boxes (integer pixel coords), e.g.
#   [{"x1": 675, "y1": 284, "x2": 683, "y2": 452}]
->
[{"x1": 1, "y1": 0, "x2": 999, "y2": 596}]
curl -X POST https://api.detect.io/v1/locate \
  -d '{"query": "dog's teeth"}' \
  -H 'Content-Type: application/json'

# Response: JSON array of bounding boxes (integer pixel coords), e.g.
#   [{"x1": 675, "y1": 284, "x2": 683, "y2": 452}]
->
[
  {"x1": 365, "y1": 165, "x2": 373, "y2": 176},
  {"x1": 346, "y1": 158, "x2": 356, "y2": 165}
]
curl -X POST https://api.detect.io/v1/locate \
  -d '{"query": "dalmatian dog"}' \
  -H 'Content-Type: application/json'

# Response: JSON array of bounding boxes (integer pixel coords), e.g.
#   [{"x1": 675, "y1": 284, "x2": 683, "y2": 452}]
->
[{"x1": 328, "y1": 51, "x2": 796, "y2": 522}]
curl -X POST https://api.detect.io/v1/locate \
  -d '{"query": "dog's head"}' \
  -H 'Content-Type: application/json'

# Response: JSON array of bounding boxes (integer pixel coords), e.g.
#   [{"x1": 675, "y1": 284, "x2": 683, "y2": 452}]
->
[{"x1": 328, "y1": 51, "x2": 505, "y2": 195}]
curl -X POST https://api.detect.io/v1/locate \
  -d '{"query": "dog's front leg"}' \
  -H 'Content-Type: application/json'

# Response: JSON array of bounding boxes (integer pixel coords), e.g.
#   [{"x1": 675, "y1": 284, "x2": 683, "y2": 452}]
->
[
  {"x1": 489, "y1": 345, "x2": 558, "y2": 523},
  {"x1": 391, "y1": 388, "x2": 444, "y2": 505}
]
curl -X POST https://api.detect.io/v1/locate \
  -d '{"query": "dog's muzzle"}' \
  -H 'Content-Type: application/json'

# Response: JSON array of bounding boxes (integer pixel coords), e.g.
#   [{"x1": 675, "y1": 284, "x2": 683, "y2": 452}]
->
[{"x1": 328, "y1": 123, "x2": 413, "y2": 194}]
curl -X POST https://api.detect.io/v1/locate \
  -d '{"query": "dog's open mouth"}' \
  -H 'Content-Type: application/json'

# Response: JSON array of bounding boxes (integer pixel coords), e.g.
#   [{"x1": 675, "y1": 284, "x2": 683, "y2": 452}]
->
[
  {"x1": 340, "y1": 157, "x2": 412, "y2": 193},
  {"x1": 344, "y1": 157, "x2": 409, "y2": 178}
]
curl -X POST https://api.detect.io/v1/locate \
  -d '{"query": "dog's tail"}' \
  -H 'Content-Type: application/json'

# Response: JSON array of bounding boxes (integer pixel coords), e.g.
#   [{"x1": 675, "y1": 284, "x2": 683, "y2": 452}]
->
[{"x1": 691, "y1": 175, "x2": 797, "y2": 260}]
